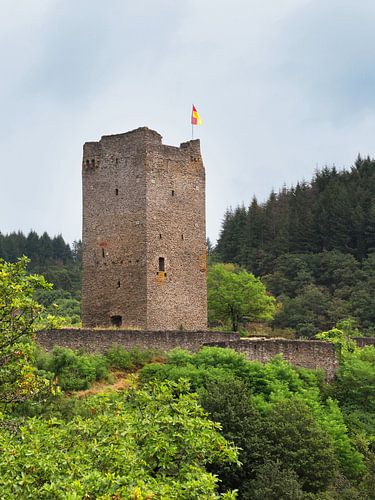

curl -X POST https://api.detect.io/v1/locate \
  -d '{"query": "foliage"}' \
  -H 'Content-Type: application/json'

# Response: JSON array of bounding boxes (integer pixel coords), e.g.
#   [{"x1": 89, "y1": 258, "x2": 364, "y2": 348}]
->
[
  {"x1": 34, "y1": 346, "x2": 163, "y2": 392},
  {"x1": 332, "y1": 345, "x2": 375, "y2": 446},
  {"x1": 140, "y1": 347, "x2": 365, "y2": 492},
  {"x1": 207, "y1": 263, "x2": 276, "y2": 330},
  {"x1": 214, "y1": 157, "x2": 375, "y2": 336},
  {"x1": 200, "y1": 379, "x2": 338, "y2": 495},
  {"x1": 35, "y1": 346, "x2": 109, "y2": 391},
  {"x1": 246, "y1": 461, "x2": 305, "y2": 500},
  {"x1": 199, "y1": 378, "x2": 260, "y2": 493},
  {"x1": 35, "y1": 289, "x2": 81, "y2": 325},
  {"x1": 0, "y1": 231, "x2": 82, "y2": 325},
  {"x1": 0, "y1": 257, "x2": 56, "y2": 407},
  {"x1": 104, "y1": 345, "x2": 162, "y2": 371},
  {"x1": 316, "y1": 318, "x2": 359, "y2": 355},
  {"x1": 334, "y1": 346, "x2": 375, "y2": 413},
  {"x1": 259, "y1": 399, "x2": 338, "y2": 492},
  {"x1": 0, "y1": 381, "x2": 238, "y2": 498}
]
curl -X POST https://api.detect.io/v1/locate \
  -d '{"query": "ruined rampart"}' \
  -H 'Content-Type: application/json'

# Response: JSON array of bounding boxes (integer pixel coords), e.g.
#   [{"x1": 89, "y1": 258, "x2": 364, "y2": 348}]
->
[
  {"x1": 204, "y1": 338, "x2": 339, "y2": 380},
  {"x1": 36, "y1": 329, "x2": 239, "y2": 353},
  {"x1": 36, "y1": 329, "x2": 345, "y2": 380},
  {"x1": 354, "y1": 337, "x2": 375, "y2": 347}
]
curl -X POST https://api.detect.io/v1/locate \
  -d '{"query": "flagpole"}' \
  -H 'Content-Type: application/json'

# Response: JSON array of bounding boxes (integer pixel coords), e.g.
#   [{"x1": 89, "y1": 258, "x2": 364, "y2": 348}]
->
[{"x1": 191, "y1": 103, "x2": 194, "y2": 140}]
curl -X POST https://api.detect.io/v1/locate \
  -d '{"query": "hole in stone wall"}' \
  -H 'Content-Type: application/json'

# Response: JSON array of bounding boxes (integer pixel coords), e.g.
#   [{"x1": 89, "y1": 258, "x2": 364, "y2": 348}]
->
[
  {"x1": 91, "y1": 159, "x2": 95, "y2": 167},
  {"x1": 110, "y1": 315, "x2": 122, "y2": 327},
  {"x1": 115, "y1": 158, "x2": 119, "y2": 164},
  {"x1": 86, "y1": 159, "x2": 90, "y2": 167},
  {"x1": 117, "y1": 280, "x2": 121, "y2": 288},
  {"x1": 159, "y1": 257, "x2": 165, "y2": 272},
  {"x1": 102, "y1": 248, "x2": 105, "y2": 258},
  {"x1": 171, "y1": 190, "x2": 175, "y2": 196},
  {"x1": 115, "y1": 188, "x2": 119, "y2": 195},
  {"x1": 159, "y1": 234, "x2": 162, "y2": 239},
  {"x1": 181, "y1": 234, "x2": 184, "y2": 240}
]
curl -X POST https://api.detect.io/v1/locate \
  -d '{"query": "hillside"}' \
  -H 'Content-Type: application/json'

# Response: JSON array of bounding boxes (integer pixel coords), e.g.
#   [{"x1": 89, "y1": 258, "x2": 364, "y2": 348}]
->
[{"x1": 215, "y1": 156, "x2": 375, "y2": 336}]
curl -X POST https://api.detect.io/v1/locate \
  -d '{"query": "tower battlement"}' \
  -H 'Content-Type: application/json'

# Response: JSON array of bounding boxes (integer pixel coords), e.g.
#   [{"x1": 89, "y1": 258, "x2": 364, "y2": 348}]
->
[{"x1": 82, "y1": 127, "x2": 207, "y2": 330}]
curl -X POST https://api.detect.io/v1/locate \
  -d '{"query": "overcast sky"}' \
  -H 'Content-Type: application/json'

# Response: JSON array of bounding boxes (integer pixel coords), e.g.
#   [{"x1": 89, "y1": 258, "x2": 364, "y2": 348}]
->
[{"x1": 2, "y1": 0, "x2": 375, "y2": 244}]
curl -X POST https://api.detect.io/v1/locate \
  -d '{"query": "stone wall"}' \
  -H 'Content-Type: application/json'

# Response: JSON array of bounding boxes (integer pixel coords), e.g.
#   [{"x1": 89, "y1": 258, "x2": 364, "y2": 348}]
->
[
  {"x1": 36, "y1": 329, "x2": 240, "y2": 353},
  {"x1": 36, "y1": 330, "x2": 343, "y2": 379},
  {"x1": 354, "y1": 337, "x2": 375, "y2": 347},
  {"x1": 204, "y1": 338, "x2": 339, "y2": 380}
]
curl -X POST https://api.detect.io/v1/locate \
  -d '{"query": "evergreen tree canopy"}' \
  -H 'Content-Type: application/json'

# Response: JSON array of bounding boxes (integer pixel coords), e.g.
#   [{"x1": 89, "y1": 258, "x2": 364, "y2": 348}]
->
[{"x1": 214, "y1": 157, "x2": 375, "y2": 336}]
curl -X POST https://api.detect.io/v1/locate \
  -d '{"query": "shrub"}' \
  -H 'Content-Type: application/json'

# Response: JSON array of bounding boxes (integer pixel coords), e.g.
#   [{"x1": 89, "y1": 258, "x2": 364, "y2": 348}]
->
[
  {"x1": 104, "y1": 346, "x2": 162, "y2": 371},
  {"x1": 35, "y1": 347, "x2": 109, "y2": 391},
  {"x1": 0, "y1": 382, "x2": 238, "y2": 498}
]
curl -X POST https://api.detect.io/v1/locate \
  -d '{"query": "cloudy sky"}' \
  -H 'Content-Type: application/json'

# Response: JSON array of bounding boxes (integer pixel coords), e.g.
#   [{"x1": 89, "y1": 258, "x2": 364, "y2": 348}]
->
[{"x1": 2, "y1": 0, "x2": 375, "y2": 244}]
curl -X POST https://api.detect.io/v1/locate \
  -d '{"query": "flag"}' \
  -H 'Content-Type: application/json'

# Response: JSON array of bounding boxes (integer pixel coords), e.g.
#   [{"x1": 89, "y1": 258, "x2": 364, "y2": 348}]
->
[{"x1": 191, "y1": 105, "x2": 202, "y2": 126}]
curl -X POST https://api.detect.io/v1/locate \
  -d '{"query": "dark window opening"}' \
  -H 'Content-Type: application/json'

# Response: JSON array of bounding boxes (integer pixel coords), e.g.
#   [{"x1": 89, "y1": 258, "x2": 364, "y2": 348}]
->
[
  {"x1": 159, "y1": 257, "x2": 165, "y2": 272},
  {"x1": 91, "y1": 159, "x2": 95, "y2": 167},
  {"x1": 115, "y1": 188, "x2": 119, "y2": 195},
  {"x1": 117, "y1": 280, "x2": 121, "y2": 288},
  {"x1": 111, "y1": 315, "x2": 122, "y2": 327},
  {"x1": 102, "y1": 248, "x2": 105, "y2": 258},
  {"x1": 115, "y1": 158, "x2": 119, "y2": 164},
  {"x1": 86, "y1": 159, "x2": 90, "y2": 167},
  {"x1": 159, "y1": 233, "x2": 162, "y2": 239},
  {"x1": 181, "y1": 234, "x2": 184, "y2": 240},
  {"x1": 171, "y1": 190, "x2": 175, "y2": 196}
]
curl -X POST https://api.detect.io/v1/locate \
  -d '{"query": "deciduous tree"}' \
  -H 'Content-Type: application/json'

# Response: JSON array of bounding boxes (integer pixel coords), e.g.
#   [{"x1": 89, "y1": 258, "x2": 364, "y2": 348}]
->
[{"x1": 208, "y1": 263, "x2": 276, "y2": 331}]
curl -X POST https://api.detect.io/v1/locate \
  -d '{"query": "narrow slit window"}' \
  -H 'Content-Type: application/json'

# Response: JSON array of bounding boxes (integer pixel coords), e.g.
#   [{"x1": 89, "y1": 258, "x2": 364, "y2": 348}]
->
[
  {"x1": 102, "y1": 248, "x2": 105, "y2": 258},
  {"x1": 115, "y1": 188, "x2": 119, "y2": 195},
  {"x1": 158, "y1": 257, "x2": 165, "y2": 272},
  {"x1": 91, "y1": 159, "x2": 95, "y2": 167},
  {"x1": 159, "y1": 233, "x2": 162, "y2": 239},
  {"x1": 181, "y1": 234, "x2": 184, "y2": 240},
  {"x1": 86, "y1": 159, "x2": 90, "y2": 167},
  {"x1": 171, "y1": 190, "x2": 175, "y2": 196},
  {"x1": 117, "y1": 280, "x2": 121, "y2": 288}
]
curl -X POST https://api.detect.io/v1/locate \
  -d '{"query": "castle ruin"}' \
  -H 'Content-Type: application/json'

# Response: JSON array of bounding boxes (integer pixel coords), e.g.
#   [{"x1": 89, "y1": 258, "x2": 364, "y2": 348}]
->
[{"x1": 81, "y1": 127, "x2": 207, "y2": 330}]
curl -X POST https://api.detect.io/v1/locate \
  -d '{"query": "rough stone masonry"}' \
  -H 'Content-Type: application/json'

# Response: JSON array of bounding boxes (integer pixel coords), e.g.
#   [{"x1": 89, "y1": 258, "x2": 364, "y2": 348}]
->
[{"x1": 82, "y1": 127, "x2": 207, "y2": 330}]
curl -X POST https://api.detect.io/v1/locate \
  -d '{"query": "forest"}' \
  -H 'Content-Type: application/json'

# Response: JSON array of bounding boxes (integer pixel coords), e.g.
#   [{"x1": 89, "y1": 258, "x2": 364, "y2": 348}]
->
[
  {"x1": 0, "y1": 230, "x2": 82, "y2": 325},
  {"x1": 214, "y1": 155, "x2": 375, "y2": 336}
]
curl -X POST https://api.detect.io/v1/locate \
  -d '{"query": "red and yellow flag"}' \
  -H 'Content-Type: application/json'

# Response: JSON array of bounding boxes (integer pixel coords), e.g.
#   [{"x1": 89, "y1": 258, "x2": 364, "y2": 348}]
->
[{"x1": 191, "y1": 105, "x2": 202, "y2": 125}]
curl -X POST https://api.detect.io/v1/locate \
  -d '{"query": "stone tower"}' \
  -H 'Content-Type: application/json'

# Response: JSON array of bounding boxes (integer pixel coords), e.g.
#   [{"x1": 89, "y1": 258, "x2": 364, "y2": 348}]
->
[{"x1": 82, "y1": 127, "x2": 207, "y2": 330}]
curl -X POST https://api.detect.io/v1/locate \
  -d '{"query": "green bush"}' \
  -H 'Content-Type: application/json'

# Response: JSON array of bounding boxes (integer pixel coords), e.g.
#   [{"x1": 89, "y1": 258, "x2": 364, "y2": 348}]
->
[
  {"x1": 35, "y1": 347, "x2": 109, "y2": 391},
  {"x1": 140, "y1": 347, "x2": 366, "y2": 494},
  {"x1": 104, "y1": 345, "x2": 162, "y2": 371},
  {"x1": 34, "y1": 346, "x2": 163, "y2": 392},
  {"x1": 0, "y1": 382, "x2": 238, "y2": 498}
]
